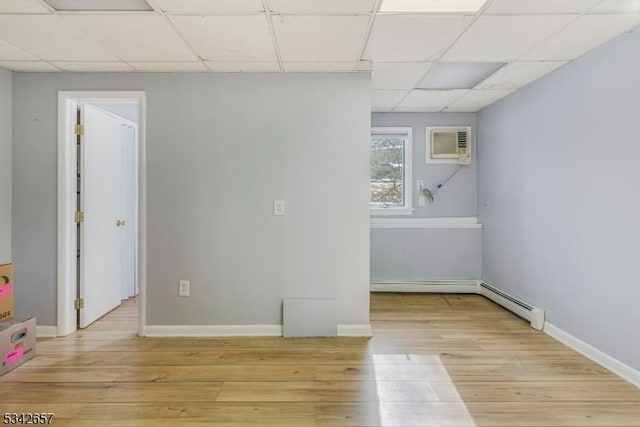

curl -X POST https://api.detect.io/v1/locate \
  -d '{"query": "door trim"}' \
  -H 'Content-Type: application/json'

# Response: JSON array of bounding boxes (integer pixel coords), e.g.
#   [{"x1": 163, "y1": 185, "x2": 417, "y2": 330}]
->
[{"x1": 57, "y1": 91, "x2": 147, "y2": 337}]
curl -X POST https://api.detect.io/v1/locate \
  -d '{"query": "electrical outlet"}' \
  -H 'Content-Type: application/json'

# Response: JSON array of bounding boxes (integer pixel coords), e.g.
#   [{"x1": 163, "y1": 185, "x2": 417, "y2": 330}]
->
[
  {"x1": 416, "y1": 180, "x2": 424, "y2": 191},
  {"x1": 418, "y1": 195, "x2": 426, "y2": 206},
  {"x1": 178, "y1": 280, "x2": 190, "y2": 297}
]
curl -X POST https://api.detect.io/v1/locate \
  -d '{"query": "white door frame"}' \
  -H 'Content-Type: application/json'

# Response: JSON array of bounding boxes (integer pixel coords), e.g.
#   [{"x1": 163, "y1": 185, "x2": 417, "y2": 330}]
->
[{"x1": 57, "y1": 91, "x2": 146, "y2": 337}]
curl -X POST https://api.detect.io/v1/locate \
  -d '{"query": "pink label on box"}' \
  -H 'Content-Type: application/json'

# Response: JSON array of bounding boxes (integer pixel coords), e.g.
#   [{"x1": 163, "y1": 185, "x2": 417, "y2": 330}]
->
[
  {"x1": 5, "y1": 347, "x2": 24, "y2": 365},
  {"x1": 0, "y1": 283, "x2": 11, "y2": 299}
]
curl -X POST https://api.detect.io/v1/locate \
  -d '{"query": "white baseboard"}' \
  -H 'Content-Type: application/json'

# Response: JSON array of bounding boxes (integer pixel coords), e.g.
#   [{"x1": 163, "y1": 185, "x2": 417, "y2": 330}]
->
[
  {"x1": 544, "y1": 322, "x2": 640, "y2": 388},
  {"x1": 338, "y1": 324, "x2": 373, "y2": 337},
  {"x1": 370, "y1": 280, "x2": 479, "y2": 293},
  {"x1": 36, "y1": 325, "x2": 58, "y2": 338},
  {"x1": 144, "y1": 324, "x2": 373, "y2": 338},
  {"x1": 144, "y1": 324, "x2": 283, "y2": 337}
]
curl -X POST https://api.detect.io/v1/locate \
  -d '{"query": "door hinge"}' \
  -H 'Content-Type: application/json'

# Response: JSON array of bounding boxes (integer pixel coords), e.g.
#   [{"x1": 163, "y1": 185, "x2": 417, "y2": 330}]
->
[
  {"x1": 74, "y1": 124, "x2": 84, "y2": 136},
  {"x1": 74, "y1": 298, "x2": 84, "y2": 310},
  {"x1": 74, "y1": 211, "x2": 85, "y2": 224}
]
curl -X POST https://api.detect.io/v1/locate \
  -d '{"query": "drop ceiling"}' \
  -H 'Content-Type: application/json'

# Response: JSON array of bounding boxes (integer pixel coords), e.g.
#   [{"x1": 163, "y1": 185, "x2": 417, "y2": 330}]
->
[{"x1": 0, "y1": 0, "x2": 638, "y2": 112}]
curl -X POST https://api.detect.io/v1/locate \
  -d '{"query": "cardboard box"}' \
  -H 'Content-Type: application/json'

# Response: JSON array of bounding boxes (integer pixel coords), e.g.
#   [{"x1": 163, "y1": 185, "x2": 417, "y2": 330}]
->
[
  {"x1": 0, "y1": 264, "x2": 13, "y2": 321},
  {"x1": 0, "y1": 317, "x2": 36, "y2": 376}
]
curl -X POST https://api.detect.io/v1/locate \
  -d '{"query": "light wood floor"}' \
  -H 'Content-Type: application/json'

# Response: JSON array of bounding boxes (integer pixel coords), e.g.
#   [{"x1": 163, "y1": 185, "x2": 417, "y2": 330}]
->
[{"x1": 1, "y1": 294, "x2": 639, "y2": 426}]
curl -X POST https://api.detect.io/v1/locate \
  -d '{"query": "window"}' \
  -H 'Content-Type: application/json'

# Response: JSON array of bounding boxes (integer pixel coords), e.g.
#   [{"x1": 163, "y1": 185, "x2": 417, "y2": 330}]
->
[{"x1": 370, "y1": 127, "x2": 412, "y2": 215}]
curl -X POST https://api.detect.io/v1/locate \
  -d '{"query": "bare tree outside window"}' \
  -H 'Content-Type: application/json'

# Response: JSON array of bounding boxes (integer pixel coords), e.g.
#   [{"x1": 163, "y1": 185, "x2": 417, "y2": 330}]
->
[{"x1": 370, "y1": 134, "x2": 405, "y2": 207}]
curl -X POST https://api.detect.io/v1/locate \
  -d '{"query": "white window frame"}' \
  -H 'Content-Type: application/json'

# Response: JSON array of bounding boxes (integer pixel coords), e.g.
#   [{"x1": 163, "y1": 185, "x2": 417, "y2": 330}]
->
[{"x1": 370, "y1": 127, "x2": 413, "y2": 216}]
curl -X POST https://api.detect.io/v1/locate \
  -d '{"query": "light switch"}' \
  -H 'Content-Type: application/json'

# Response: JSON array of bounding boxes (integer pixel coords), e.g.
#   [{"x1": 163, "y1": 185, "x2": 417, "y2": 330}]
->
[
  {"x1": 274, "y1": 200, "x2": 285, "y2": 216},
  {"x1": 178, "y1": 280, "x2": 190, "y2": 297}
]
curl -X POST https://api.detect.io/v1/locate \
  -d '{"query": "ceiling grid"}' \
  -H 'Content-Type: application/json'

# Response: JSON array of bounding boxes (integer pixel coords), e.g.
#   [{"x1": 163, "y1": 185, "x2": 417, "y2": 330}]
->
[{"x1": 0, "y1": 0, "x2": 637, "y2": 111}]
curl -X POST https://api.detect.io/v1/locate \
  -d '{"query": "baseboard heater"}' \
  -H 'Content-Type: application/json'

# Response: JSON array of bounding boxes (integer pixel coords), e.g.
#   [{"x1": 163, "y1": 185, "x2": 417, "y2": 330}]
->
[
  {"x1": 371, "y1": 280, "x2": 545, "y2": 331},
  {"x1": 478, "y1": 282, "x2": 545, "y2": 330}
]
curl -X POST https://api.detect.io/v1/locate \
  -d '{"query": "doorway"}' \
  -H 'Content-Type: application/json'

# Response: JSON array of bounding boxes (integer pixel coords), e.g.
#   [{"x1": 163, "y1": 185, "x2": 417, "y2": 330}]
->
[{"x1": 57, "y1": 91, "x2": 146, "y2": 337}]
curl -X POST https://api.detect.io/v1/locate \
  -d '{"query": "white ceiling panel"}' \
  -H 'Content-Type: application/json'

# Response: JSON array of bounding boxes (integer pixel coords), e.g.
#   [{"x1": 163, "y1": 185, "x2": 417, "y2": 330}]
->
[
  {"x1": 152, "y1": 0, "x2": 264, "y2": 14},
  {"x1": 171, "y1": 15, "x2": 276, "y2": 62},
  {"x1": 446, "y1": 88, "x2": 514, "y2": 111},
  {"x1": 373, "y1": 90, "x2": 408, "y2": 109},
  {"x1": 372, "y1": 62, "x2": 432, "y2": 89},
  {"x1": 476, "y1": 61, "x2": 566, "y2": 89},
  {"x1": 0, "y1": 15, "x2": 118, "y2": 61},
  {"x1": 63, "y1": 14, "x2": 196, "y2": 61},
  {"x1": 206, "y1": 61, "x2": 280, "y2": 71},
  {"x1": 395, "y1": 89, "x2": 469, "y2": 111},
  {"x1": 522, "y1": 14, "x2": 640, "y2": 60},
  {"x1": 365, "y1": 15, "x2": 475, "y2": 61},
  {"x1": 0, "y1": 61, "x2": 59, "y2": 71},
  {"x1": 485, "y1": 0, "x2": 601, "y2": 15},
  {"x1": 0, "y1": 39, "x2": 38, "y2": 60},
  {"x1": 0, "y1": 0, "x2": 51, "y2": 13},
  {"x1": 51, "y1": 61, "x2": 133, "y2": 71},
  {"x1": 130, "y1": 61, "x2": 207, "y2": 71},
  {"x1": 443, "y1": 15, "x2": 576, "y2": 61},
  {"x1": 274, "y1": 15, "x2": 369, "y2": 62},
  {"x1": 268, "y1": 0, "x2": 375, "y2": 14},
  {"x1": 283, "y1": 62, "x2": 360, "y2": 71},
  {"x1": 592, "y1": 0, "x2": 640, "y2": 12}
]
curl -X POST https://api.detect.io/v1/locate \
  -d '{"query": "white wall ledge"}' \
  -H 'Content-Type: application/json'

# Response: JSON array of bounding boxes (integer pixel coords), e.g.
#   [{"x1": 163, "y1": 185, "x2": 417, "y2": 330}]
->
[{"x1": 370, "y1": 217, "x2": 482, "y2": 229}]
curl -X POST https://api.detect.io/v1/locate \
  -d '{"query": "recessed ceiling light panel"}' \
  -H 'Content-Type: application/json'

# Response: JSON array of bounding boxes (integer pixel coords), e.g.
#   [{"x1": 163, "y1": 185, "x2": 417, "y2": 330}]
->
[
  {"x1": 380, "y1": 0, "x2": 487, "y2": 13},
  {"x1": 44, "y1": 0, "x2": 152, "y2": 11},
  {"x1": 417, "y1": 62, "x2": 505, "y2": 89}
]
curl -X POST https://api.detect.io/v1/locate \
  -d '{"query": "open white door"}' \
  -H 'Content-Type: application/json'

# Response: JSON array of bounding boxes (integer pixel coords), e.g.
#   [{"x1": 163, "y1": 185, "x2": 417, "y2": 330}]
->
[{"x1": 79, "y1": 104, "x2": 125, "y2": 328}]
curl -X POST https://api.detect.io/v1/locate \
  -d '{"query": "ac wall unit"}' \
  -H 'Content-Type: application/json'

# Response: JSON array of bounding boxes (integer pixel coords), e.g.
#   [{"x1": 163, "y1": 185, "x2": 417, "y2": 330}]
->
[{"x1": 426, "y1": 126, "x2": 471, "y2": 165}]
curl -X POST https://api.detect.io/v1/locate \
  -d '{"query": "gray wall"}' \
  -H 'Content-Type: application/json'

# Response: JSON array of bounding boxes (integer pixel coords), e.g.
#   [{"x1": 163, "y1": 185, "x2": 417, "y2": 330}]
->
[
  {"x1": 371, "y1": 228, "x2": 481, "y2": 281},
  {"x1": 13, "y1": 72, "x2": 371, "y2": 327},
  {"x1": 478, "y1": 27, "x2": 640, "y2": 371},
  {"x1": 0, "y1": 69, "x2": 10, "y2": 265},
  {"x1": 371, "y1": 112, "x2": 477, "y2": 218},
  {"x1": 370, "y1": 113, "x2": 481, "y2": 281},
  {"x1": 91, "y1": 101, "x2": 139, "y2": 123}
]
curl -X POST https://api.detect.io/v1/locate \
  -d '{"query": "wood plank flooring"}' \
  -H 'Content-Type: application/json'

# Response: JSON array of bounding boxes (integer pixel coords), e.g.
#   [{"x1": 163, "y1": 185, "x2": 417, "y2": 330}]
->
[{"x1": 1, "y1": 294, "x2": 639, "y2": 426}]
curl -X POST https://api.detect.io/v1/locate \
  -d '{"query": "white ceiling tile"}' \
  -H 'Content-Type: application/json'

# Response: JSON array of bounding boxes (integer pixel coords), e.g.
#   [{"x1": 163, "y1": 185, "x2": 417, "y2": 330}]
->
[
  {"x1": 476, "y1": 61, "x2": 566, "y2": 89},
  {"x1": 51, "y1": 61, "x2": 133, "y2": 71},
  {"x1": 380, "y1": 0, "x2": 488, "y2": 13},
  {"x1": 372, "y1": 90, "x2": 408, "y2": 109},
  {"x1": 0, "y1": 15, "x2": 118, "y2": 61},
  {"x1": 206, "y1": 61, "x2": 280, "y2": 71},
  {"x1": 274, "y1": 15, "x2": 369, "y2": 62},
  {"x1": 0, "y1": 0, "x2": 51, "y2": 13},
  {"x1": 417, "y1": 62, "x2": 505, "y2": 89},
  {"x1": 522, "y1": 14, "x2": 640, "y2": 60},
  {"x1": 372, "y1": 106, "x2": 394, "y2": 112},
  {"x1": 130, "y1": 61, "x2": 207, "y2": 71},
  {"x1": 268, "y1": 0, "x2": 375, "y2": 14},
  {"x1": 45, "y1": 0, "x2": 152, "y2": 11},
  {"x1": 0, "y1": 61, "x2": 59, "y2": 71},
  {"x1": 443, "y1": 15, "x2": 577, "y2": 61},
  {"x1": 152, "y1": 0, "x2": 264, "y2": 13},
  {"x1": 395, "y1": 89, "x2": 469, "y2": 111},
  {"x1": 63, "y1": 14, "x2": 196, "y2": 61},
  {"x1": 0, "y1": 39, "x2": 38, "y2": 60},
  {"x1": 170, "y1": 15, "x2": 276, "y2": 61},
  {"x1": 592, "y1": 0, "x2": 640, "y2": 12},
  {"x1": 447, "y1": 89, "x2": 514, "y2": 110},
  {"x1": 283, "y1": 62, "x2": 359, "y2": 71},
  {"x1": 372, "y1": 62, "x2": 432, "y2": 89},
  {"x1": 486, "y1": 0, "x2": 601, "y2": 15},
  {"x1": 365, "y1": 15, "x2": 475, "y2": 61}
]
